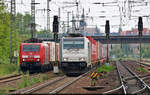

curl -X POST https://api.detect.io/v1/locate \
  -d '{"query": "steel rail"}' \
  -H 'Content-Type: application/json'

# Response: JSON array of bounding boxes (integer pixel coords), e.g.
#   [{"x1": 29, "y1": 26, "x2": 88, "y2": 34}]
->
[
  {"x1": 102, "y1": 61, "x2": 126, "y2": 94},
  {"x1": 142, "y1": 76, "x2": 150, "y2": 80},
  {"x1": 132, "y1": 86, "x2": 146, "y2": 94},
  {"x1": 124, "y1": 74, "x2": 150, "y2": 80},
  {"x1": 133, "y1": 60, "x2": 150, "y2": 68},
  {"x1": 0, "y1": 74, "x2": 21, "y2": 80},
  {"x1": 49, "y1": 67, "x2": 96, "y2": 94},
  {"x1": 0, "y1": 74, "x2": 22, "y2": 83},
  {"x1": 14, "y1": 67, "x2": 96, "y2": 94},
  {"x1": 13, "y1": 76, "x2": 66, "y2": 94},
  {"x1": 115, "y1": 61, "x2": 127, "y2": 94},
  {"x1": 120, "y1": 61, "x2": 150, "y2": 93},
  {"x1": 103, "y1": 61, "x2": 150, "y2": 94},
  {"x1": 102, "y1": 85, "x2": 123, "y2": 94}
]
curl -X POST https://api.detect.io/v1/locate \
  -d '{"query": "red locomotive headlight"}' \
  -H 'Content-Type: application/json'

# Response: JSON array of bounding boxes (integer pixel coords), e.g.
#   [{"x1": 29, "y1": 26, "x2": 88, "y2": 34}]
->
[
  {"x1": 22, "y1": 59, "x2": 26, "y2": 61},
  {"x1": 36, "y1": 59, "x2": 40, "y2": 61}
]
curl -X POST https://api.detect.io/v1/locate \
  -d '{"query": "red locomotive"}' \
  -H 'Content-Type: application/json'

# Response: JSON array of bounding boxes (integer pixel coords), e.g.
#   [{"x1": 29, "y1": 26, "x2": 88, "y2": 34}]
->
[{"x1": 20, "y1": 42, "x2": 59, "y2": 72}]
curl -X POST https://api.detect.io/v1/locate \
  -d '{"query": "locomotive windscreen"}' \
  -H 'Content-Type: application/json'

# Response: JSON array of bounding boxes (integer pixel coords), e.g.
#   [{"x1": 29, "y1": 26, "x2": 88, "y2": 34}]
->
[
  {"x1": 63, "y1": 39, "x2": 84, "y2": 49},
  {"x1": 23, "y1": 45, "x2": 40, "y2": 52}
]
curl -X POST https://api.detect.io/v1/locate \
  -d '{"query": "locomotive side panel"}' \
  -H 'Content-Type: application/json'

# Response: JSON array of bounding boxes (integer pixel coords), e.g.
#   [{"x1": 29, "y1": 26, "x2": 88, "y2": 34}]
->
[{"x1": 84, "y1": 38, "x2": 91, "y2": 67}]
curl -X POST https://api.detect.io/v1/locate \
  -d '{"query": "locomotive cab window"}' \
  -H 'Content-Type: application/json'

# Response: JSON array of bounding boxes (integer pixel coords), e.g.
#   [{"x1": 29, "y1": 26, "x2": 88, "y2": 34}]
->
[
  {"x1": 63, "y1": 39, "x2": 84, "y2": 49},
  {"x1": 23, "y1": 45, "x2": 40, "y2": 52}
]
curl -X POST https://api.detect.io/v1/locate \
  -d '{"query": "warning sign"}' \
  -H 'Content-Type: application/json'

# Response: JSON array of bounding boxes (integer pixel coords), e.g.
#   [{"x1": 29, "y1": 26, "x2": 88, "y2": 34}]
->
[{"x1": 90, "y1": 72, "x2": 98, "y2": 79}]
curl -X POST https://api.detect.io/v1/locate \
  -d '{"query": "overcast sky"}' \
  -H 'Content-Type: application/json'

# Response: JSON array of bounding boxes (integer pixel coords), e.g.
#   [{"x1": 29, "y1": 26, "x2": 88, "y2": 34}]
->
[{"x1": 5, "y1": 0, "x2": 150, "y2": 33}]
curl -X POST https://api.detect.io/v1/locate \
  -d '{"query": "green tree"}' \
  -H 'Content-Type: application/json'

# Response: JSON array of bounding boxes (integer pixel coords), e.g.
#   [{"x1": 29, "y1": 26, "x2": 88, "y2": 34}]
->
[{"x1": 0, "y1": 4, "x2": 11, "y2": 64}]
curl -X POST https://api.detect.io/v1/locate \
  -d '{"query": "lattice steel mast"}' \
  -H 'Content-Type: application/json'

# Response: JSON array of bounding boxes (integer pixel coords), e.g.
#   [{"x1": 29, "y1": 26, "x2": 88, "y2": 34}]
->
[
  {"x1": 31, "y1": 0, "x2": 35, "y2": 38},
  {"x1": 10, "y1": 0, "x2": 17, "y2": 64},
  {"x1": 47, "y1": 0, "x2": 51, "y2": 32}
]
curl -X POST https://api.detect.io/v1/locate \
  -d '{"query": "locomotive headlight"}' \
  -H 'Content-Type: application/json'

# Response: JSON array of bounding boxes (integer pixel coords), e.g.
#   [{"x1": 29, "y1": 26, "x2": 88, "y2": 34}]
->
[
  {"x1": 22, "y1": 59, "x2": 26, "y2": 61},
  {"x1": 34, "y1": 56, "x2": 40, "y2": 58},
  {"x1": 79, "y1": 58, "x2": 85, "y2": 61},
  {"x1": 63, "y1": 58, "x2": 68, "y2": 61},
  {"x1": 37, "y1": 59, "x2": 40, "y2": 61},
  {"x1": 22, "y1": 55, "x2": 28, "y2": 58}
]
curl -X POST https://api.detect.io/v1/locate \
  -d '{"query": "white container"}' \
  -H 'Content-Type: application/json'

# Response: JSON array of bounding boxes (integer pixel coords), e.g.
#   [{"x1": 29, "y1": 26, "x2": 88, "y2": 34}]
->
[{"x1": 50, "y1": 42, "x2": 55, "y2": 62}]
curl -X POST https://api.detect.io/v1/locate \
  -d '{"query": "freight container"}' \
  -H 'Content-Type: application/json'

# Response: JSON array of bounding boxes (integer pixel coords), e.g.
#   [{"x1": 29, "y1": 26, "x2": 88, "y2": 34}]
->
[{"x1": 86, "y1": 36, "x2": 99, "y2": 64}]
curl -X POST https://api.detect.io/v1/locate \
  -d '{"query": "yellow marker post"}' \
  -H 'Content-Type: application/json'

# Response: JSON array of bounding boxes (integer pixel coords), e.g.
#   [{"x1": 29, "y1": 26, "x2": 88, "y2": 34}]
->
[{"x1": 90, "y1": 72, "x2": 98, "y2": 86}]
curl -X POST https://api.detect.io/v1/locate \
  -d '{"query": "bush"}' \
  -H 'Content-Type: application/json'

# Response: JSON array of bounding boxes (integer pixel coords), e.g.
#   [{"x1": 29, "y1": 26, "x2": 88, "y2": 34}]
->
[
  {"x1": 97, "y1": 65, "x2": 115, "y2": 73},
  {"x1": 31, "y1": 77, "x2": 42, "y2": 85},
  {"x1": 137, "y1": 67, "x2": 147, "y2": 73}
]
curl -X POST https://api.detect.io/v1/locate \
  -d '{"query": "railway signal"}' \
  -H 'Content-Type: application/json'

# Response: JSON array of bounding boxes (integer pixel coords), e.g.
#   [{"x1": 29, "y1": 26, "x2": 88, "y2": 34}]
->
[
  {"x1": 105, "y1": 20, "x2": 110, "y2": 65},
  {"x1": 53, "y1": 15, "x2": 59, "y2": 74},
  {"x1": 53, "y1": 16, "x2": 59, "y2": 33},
  {"x1": 138, "y1": 17, "x2": 143, "y2": 36},
  {"x1": 138, "y1": 16, "x2": 143, "y2": 66},
  {"x1": 105, "y1": 20, "x2": 110, "y2": 38}
]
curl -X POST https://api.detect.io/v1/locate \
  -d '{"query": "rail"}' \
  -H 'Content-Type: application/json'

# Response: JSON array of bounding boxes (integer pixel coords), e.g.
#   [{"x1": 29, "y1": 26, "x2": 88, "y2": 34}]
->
[{"x1": 119, "y1": 61, "x2": 150, "y2": 94}]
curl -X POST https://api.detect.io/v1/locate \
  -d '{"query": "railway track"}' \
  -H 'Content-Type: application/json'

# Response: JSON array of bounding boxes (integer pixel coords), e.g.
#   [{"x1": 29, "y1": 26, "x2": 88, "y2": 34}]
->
[
  {"x1": 0, "y1": 73, "x2": 40, "y2": 84},
  {"x1": 116, "y1": 61, "x2": 150, "y2": 94},
  {"x1": 141, "y1": 60, "x2": 150, "y2": 68},
  {"x1": 0, "y1": 74, "x2": 22, "y2": 83},
  {"x1": 13, "y1": 68, "x2": 96, "y2": 94},
  {"x1": 136, "y1": 60, "x2": 150, "y2": 69}
]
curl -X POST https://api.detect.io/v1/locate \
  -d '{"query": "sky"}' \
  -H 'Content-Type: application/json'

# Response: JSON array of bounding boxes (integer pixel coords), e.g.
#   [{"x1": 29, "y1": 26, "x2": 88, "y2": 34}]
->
[{"x1": 4, "y1": 0, "x2": 150, "y2": 33}]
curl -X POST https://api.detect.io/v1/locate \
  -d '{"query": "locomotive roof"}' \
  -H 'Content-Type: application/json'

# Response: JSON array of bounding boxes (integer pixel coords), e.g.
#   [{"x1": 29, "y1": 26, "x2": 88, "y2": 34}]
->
[
  {"x1": 21, "y1": 43, "x2": 42, "y2": 45},
  {"x1": 63, "y1": 36, "x2": 86, "y2": 39}
]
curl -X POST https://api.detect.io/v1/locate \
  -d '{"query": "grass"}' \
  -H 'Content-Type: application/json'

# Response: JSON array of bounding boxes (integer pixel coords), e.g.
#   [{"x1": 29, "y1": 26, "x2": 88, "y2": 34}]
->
[
  {"x1": 17, "y1": 72, "x2": 31, "y2": 89},
  {"x1": 0, "y1": 90, "x2": 5, "y2": 94},
  {"x1": 17, "y1": 73, "x2": 50, "y2": 89},
  {"x1": 42, "y1": 74, "x2": 49, "y2": 81},
  {"x1": 0, "y1": 86, "x2": 18, "y2": 94},
  {"x1": 97, "y1": 65, "x2": 115, "y2": 74},
  {"x1": 0, "y1": 63, "x2": 19, "y2": 77},
  {"x1": 31, "y1": 77, "x2": 42, "y2": 85},
  {"x1": 137, "y1": 67, "x2": 147, "y2": 73},
  {"x1": 17, "y1": 72, "x2": 42, "y2": 89}
]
